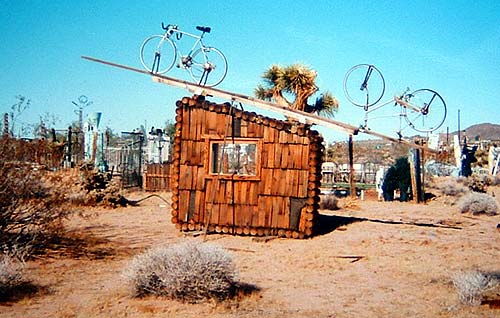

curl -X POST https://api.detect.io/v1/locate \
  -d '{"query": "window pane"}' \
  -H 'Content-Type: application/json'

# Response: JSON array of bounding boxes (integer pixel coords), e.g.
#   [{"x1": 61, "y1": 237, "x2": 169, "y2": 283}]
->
[{"x1": 211, "y1": 142, "x2": 257, "y2": 176}]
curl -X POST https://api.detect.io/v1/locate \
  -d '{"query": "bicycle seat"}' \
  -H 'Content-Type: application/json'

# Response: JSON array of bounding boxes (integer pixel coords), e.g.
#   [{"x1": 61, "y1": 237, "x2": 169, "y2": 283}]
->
[{"x1": 196, "y1": 26, "x2": 211, "y2": 33}]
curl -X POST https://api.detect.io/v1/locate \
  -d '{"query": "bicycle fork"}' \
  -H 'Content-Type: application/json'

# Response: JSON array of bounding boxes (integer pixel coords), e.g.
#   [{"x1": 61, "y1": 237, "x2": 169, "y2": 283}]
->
[
  {"x1": 421, "y1": 93, "x2": 436, "y2": 115},
  {"x1": 361, "y1": 65, "x2": 374, "y2": 91},
  {"x1": 151, "y1": 39, "x2": 167, "y2": 74},
  {"x1": 151, "y1": 52, "x2": 161, "y2": 73},
  {"x1": 361, "y1": 65, "x2": 374, "y2": 109},
  {"x1": 198, "y1": 67, "x2": 212, "y2": 86}
]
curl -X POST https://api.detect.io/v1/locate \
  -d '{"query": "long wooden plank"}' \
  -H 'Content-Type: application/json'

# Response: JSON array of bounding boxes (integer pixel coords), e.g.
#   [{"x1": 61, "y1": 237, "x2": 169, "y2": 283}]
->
[
  {"x1": 82, "y1": 55, "x2": 437, "y2": 153},
  {"x1": 152, "y1": 76, "x2": 358, "y2": 135},
  {"x1": 82, "y1": 55, "x2": 357, "y2": 135}
]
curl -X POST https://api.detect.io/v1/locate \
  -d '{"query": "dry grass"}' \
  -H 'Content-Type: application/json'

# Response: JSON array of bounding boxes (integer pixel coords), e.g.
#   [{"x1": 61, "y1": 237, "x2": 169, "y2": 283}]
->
[
  {"x1": 0, "y1": 254, "x2": 24, "y2": 300},
  {"x1": 458, "y1": 192, "x2": 498, "y2": 215},
  {"x1": 434, "y1": 177, "x2": 469, "y2": 197},
  {"x1": 123, "y1": 241, "x2": 240, "y2": 303},
  {"x1": 320, "y1": 195, "x2": 340, "y2": 210},
  {"x1": 451, "y1": 270, "x2": 499, "y2": 306},
  {"x1": 341, "y1": 196, "x2": 359, "y2": 209}
]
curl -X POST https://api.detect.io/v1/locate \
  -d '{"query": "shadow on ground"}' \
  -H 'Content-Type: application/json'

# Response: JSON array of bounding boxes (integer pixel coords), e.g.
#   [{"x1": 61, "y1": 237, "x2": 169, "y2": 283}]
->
[
  {"x1": 0, "y1": 282, "x2": 49, "y2": 304},
  {"x1": 315, "y1": 213, "x2": 462, "y2": 236},
  {"x1": 314, "y1": 214, "x2": 363, "y2": 236},
  {"x1": 29, "y1": 231, "x2": 135, "y2": 260}
]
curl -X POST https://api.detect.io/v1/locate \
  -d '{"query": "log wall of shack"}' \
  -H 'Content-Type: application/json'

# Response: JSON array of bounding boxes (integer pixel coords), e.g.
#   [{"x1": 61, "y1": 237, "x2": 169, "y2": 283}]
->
[{"x1": 170, "y1": 96, "x2": 324, "y2": 238}]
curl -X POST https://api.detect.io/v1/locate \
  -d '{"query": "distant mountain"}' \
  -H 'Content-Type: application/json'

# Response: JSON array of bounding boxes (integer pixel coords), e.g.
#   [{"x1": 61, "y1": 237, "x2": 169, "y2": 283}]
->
[{"x1": 453, "y1": 123, "x2": 500, "y2": 141}]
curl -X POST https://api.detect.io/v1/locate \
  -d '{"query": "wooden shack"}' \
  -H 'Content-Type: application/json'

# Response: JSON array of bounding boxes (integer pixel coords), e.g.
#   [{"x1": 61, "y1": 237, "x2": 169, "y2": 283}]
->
[{"x1": 170, "y1": 95, "x2": 324, "y2": 238}]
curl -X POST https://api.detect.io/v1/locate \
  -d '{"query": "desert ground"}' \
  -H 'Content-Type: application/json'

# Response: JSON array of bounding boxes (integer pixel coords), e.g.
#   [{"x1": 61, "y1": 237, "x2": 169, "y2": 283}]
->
[{"x1": 1, "y1": 187, "x2": 499, "y2": 318}]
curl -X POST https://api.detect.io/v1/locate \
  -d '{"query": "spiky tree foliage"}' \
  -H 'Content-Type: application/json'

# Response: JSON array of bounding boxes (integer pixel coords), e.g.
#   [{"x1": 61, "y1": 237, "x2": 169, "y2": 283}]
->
[
  {"x1": 255, "y1": 64, "x2": 339, "y2": 117},
  {"x1": 255, "y1": 65, "x2": 290, "y2": 107}
]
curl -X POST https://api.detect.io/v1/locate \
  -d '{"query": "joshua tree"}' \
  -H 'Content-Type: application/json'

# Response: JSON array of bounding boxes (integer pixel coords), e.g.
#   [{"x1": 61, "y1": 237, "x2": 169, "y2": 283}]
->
[{"x1": 254, "y1": 63, "x2": 339, "y2": 118}]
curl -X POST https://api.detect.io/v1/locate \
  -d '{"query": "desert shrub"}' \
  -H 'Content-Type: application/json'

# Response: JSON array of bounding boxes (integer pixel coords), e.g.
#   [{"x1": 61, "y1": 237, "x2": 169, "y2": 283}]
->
[
  {"x1": 320, "y1": 195, "x2": 340, "y2": 210},
  {"x1": 451, "y1": 270, "x2": 499, "y2": 306},
  {"x1": 435, "y1": 177, "x2": 469, "y2": 197},
  {"x1": 0, "y1": 158, "x2": 73, "y2": 256},
  {"x1": 123, "y1": 241, "x2": 238, "y2": 302},
  {"x1": 74, "y1": 165, "x2": 127, "y2": 208},
  {"x1": 458, "y1": 192, "x2": 498, "y2": 215},
  {"x1": 0, "y1": 254, "x2": 24, "y2": 299},
  {"x1": 464, "y1": 174, "x2": 491, "y2": 193},
  {"x1": 491, "y1": 175, "x2": 500, "y2": 186}
]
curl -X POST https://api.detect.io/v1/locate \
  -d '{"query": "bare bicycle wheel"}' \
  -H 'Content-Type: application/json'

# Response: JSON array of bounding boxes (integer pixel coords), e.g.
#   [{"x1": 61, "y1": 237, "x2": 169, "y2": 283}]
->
[
  {"x1": 343, "y1": 64, "x2": 385, "y2": 107},
  {"x1": 188, "y1": 47, "x2": 227, "y2": 87},
  {"x1": 403, "y1": 89, "x2": 447, "y2": 133},
  {"x1": 140, "y1": 35, "x2": 176, "y2": 74}
]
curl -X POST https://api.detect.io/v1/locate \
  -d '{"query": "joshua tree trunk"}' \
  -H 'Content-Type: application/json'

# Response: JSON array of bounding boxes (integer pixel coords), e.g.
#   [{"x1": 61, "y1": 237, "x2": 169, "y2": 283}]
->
[
  {"x1": 272, "y1": 89, "x2": 291, "y2": 108},
  {"x1": 292, "y1": 84, "x2": 318, "y2": 111}
]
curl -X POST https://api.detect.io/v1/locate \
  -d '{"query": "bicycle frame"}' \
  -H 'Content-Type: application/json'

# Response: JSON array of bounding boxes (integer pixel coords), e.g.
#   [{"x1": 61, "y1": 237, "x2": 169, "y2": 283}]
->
[
  {"x1": 344, "y1": 64, "x2": 446, "y2": 135},
  {"x1": 159, "y1": 26, "x2": 214, "y2": 84},
  {"x1": 164, "y1": 27, "x2": 207, "y2": 64},
  {"x1": 360, "y1": 92, "x2": 422, "y2": 137}
]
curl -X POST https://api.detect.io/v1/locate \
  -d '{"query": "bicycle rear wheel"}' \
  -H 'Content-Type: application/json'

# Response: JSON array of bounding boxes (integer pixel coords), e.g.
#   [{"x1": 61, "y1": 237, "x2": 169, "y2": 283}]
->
[
  {"x1": 140, "y1": 35, "x2": 176, "y2": 74},
  {"x1": 404, "y1": 89, "x2": 446, "y2": 133},
  {"x1": 188, "y1": 47, "x2": 227, "y2": 87},
  {"x1": 343, "y1": 64, "x2": 385, "y2": 107}
]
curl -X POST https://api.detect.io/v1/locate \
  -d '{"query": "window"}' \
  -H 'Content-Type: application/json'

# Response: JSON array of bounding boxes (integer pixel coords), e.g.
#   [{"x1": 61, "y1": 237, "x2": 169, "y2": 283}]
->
[{"x1": 209, "y1": 139, "x2": 259, "y2": 178}]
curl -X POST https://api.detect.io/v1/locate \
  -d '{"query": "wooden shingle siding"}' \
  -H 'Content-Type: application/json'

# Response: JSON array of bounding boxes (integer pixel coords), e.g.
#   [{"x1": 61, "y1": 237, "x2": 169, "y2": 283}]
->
[{"x1": 171, "y1": 95, "x2": 324, "y2": 238}]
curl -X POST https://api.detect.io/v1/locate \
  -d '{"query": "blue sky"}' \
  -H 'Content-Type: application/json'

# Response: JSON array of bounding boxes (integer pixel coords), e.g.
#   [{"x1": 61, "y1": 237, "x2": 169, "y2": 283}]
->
[{"x1": 1, "y1": 0, "x2": 499, "y2": 142}]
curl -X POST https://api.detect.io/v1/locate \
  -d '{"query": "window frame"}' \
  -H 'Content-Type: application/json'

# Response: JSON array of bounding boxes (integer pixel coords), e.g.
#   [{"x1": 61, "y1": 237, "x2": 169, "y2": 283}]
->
[{"x1": 205, "y1": 137, "x2": 261, "y2": 180}]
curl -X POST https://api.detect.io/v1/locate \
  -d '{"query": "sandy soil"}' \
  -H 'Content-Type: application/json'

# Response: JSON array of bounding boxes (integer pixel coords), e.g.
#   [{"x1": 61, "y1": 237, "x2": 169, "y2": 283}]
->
[{"x1": 1, "y1": 188, "x2": 499, "y2": 318}]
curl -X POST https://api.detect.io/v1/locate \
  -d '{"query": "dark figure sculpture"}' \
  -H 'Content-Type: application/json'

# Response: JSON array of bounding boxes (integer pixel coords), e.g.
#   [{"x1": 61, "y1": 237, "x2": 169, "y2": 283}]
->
[
  {"x1": 460, "y1": 139, "x2": 477, "y2": 177},
  {"x1": 382, "y1": 157, "x2": 411, "y2": 202}
]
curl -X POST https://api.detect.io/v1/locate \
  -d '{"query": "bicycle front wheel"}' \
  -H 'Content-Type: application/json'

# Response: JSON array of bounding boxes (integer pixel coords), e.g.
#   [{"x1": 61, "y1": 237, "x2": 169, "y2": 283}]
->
[
  {"x1": 404, "y1": 89, "x2": 447, "y2": 133},
  {"x1": 343, "y1": 64, "x2": 385, "y2": 107},
  {"x1": 188, "y1": 47, "x2": 228, "y2": 87},
  {"x1": 140, "y1": 35, "x2": 176, "y2": 74}
]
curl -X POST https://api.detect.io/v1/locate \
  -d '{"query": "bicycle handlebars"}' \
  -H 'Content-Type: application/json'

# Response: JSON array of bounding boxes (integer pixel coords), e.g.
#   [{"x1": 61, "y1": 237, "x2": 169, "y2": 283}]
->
[
  {"x1": 161, "y1": 22, "x2": 211, "y2": 34},
  {"x1": 162, "y1": 22, "x2": 177, "y2": 31}
]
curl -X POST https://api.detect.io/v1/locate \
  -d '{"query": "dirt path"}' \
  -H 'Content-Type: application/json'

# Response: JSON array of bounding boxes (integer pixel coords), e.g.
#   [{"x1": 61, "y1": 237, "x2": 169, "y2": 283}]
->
[{"x1": 1, "y1": 191, "x2": 499, "y2": 318}]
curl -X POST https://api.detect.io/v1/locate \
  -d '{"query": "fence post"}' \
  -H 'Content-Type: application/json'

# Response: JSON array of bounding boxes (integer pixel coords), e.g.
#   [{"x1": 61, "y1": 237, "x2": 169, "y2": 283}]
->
[
  {"x1": 349, "y1": 134, "x2": 356, "y2": 198},
  {"x1": 3, "y1": 113, "x2": 9, "y2": 136},
  {"x1": 409, "y1": 148, "x2": 423, "y2": 203},
  {"x1": 67, "y1": 126, "x2": 73, "y2": 168}
]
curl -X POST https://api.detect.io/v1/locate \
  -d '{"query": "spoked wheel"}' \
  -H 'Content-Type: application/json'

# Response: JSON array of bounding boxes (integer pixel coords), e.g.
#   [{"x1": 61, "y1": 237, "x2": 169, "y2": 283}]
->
[
  {"x1": 188, "y1": 47, "x2": 227, "y2": 87},
  {"x1": 343, "y1": 64, "x2": 385, "y2": 107},
  {"x1": 403, "y1": 89, "x2": 447, "y2": 133},
  {"x1": 139, "y1": 35, "x2": 176, "y2": 74}
]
